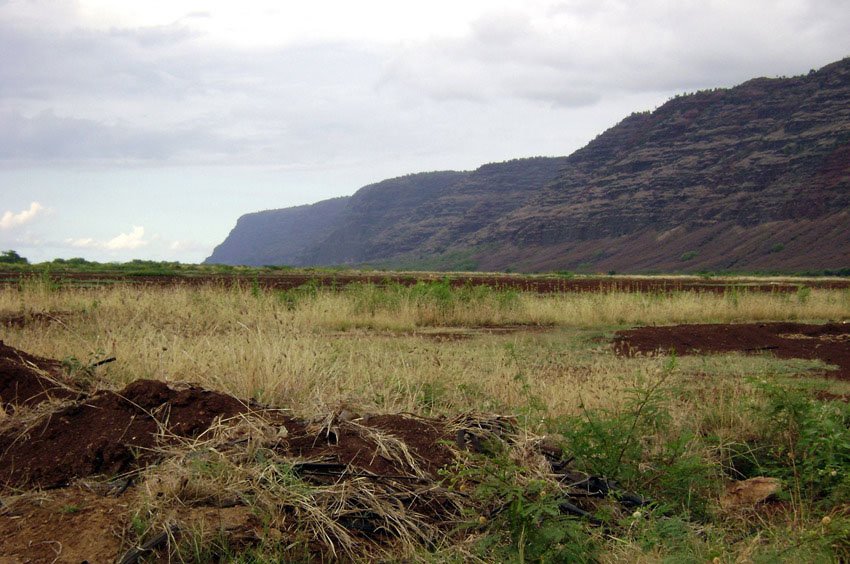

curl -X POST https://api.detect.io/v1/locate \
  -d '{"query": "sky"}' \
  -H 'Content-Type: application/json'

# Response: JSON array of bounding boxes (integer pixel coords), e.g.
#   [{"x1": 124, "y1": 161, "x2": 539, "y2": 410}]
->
[{"x1": 2, "y1": 0, "x2": 849, "y2": 263}]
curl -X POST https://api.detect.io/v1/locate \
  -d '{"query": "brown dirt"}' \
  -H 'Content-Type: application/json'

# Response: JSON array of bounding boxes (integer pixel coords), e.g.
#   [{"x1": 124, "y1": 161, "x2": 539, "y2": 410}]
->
[
  {"x1": 283, "y1": 413, "x2": 454, "y2": 479},
  {"x1": 0, "y1": 340, "x2": 79, "y2": 410},
  {"x1": 0, "y1": 487, "x2": 129, "y2": 563},
  {"x1": 0, "y1": 488, "x2": 263, "y2": 564},
  {"x1": 614, "y1": 322, "x2": 850, "y2": 379},
  {"x1": 3, "y1": 269, "x2": 848, "y2": 294},
  {"x1": 813, "y1": 390, "x2": 850, "y2": 402},
  {"x1": 414, "y1": 324, "x2": 553, "y2": 342},
  {"x1": 0, "y1": 378, "x2": 249, "y2": 488}
]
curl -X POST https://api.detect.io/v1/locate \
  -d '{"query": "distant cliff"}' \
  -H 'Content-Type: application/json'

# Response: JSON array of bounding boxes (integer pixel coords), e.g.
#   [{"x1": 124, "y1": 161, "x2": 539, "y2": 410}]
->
[
  {"x1": 206, "y1": 159, "x2": 568, "y2": 268},
  {"x1": 207, "y1": 58, "x2": 850, "y2": 272},
  {"x1": 206, "y1": 197, "x2": 349, "y2": 266}
]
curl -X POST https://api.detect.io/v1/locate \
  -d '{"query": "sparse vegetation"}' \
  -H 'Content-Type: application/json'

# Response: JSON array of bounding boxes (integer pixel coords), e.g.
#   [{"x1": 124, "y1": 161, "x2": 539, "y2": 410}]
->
[{"x1": 680, "y1": 250, "x2": 698, "y2": 262}]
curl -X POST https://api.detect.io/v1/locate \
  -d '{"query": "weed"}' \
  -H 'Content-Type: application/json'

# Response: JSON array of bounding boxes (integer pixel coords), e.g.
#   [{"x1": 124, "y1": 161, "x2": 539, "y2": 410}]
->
[
  {"x1": 452, "y1": 453, "x2": 598, "y2": 563},
  {"x1": 417, "y1": 381, "x2": 446, "y2": 413},
  {"x1": 277, "y1": 279, "x2": 319, "y2": 310},
  {"x1": 756, "y1": 381, "x2": 850, "y2": 503},
  {"x1": 558, "y1": 361, "x2": 675, "y2": 483},
  {"x1": 130, "y1": 509, "x2": 152, "y2": 539},
  {"x1": 250, "y1": 275, "x2": 261, "y2": 298},
  {"x1": 625, "y1": 511, "x2": 722, "y2": 561},
  {"x1": 505, "y1": 342, "x2": 547, "y2": 428},
  {"x1": 18, "y1": 269, "x2": 60, "y2": 293}
]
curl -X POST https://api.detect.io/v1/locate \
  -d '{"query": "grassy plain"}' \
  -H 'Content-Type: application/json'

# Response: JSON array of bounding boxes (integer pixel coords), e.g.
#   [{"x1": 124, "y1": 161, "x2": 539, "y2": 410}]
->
[{"x1": 2, "y1": 276, "x2": 850, "y2": 561}]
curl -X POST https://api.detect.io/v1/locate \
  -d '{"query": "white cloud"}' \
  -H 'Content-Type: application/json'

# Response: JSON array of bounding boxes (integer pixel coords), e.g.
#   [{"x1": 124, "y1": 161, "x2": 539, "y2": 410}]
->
[
  {"x1": 0, "y1": 201, "x2": 45, "y2": 230},
  {"x1": 2, "y1": 0, "x2": 848, "y2": 169},
  {"x1": 382, "y1": 1, "x2": 850, "y2": 107},
  {"x1": 168, "y1": 239, "x2": 207, "y2": 252},
  {"x1": 66, "y1": 226, "x2": 149, "y2": 251}
]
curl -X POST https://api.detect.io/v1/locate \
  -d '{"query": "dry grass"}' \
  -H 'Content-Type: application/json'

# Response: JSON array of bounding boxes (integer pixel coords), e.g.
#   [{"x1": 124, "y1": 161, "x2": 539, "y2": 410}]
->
[{"x1": 2, "y1": 282, "x2": 847, "y2": 419}]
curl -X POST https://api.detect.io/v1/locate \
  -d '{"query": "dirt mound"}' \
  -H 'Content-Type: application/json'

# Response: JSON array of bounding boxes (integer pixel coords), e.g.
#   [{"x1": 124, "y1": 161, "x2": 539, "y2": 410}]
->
[
  {"x1": 0, "y1": 379, "x2": 249, "y2": 488},
  {"x1": 614, "y1": 322, "x2": 850, "y2": 379},
  {"x1": 0, "y1": 340, "x2": 79, "y2": 409},
  {"x1": 284, "y1": 412, "x2": 455, "y2": 479},
  {"x1": 0, "y1": 393, "x2": 456, "y2": 491}
]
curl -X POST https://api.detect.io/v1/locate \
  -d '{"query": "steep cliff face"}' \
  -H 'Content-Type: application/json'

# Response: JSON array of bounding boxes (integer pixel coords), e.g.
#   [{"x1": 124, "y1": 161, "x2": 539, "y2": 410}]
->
[
  {"x1": 208, "y1": 58, "x2": 850, "y2": 272},
  {"x1": 301, "y1": 158, "x2": 569, "y2": 265},
  {"x1": 302, "y1": 171, "x2": 469, "y2": 265},
  {"x1": 205, "y1": 197, "x2": 349, "y2": 266},
  {"x1": 206, "y1": 157, "x2": 568, "y2": 268},
  {"x1": 468, "y1": 58, "x2": 850, "y2": 271}
]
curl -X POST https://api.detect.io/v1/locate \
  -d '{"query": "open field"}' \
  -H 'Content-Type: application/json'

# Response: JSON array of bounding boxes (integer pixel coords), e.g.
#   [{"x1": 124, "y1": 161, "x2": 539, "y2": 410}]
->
[{"x1": 1, "y1": 273, "x2": 850, "y2": 562}]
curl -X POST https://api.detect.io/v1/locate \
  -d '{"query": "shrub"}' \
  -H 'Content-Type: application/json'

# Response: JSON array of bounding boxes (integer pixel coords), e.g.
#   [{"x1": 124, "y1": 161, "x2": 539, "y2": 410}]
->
[{"x1": 0, "y1": 250, "x2": 28, "y2": 264}]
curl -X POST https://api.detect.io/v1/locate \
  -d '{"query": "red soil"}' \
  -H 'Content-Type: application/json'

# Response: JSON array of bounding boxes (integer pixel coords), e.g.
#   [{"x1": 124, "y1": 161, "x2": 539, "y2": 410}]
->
[
  {"x1": 284, "y1": 413, "x2": 454, "y2": 479},
  {"x1": 614, "y1": 322, "x2": 850, "y2": 379},
  {"x1": 0, "y1": 379, "x2": 249, "y2": 488},
  {"x1": 0, "y1": 340, "x2": 79, "y2": 409}
]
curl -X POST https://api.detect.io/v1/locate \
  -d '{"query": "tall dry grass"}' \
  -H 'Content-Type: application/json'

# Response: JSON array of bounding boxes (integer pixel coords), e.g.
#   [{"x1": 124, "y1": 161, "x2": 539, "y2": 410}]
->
[{"x1": 2, "y1": 281, "x2": 846, "y2": 419}]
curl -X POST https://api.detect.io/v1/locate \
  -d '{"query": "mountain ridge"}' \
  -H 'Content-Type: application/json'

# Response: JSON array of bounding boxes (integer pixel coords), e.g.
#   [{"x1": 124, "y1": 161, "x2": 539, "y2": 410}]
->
[{"x1": 206, "y1": 58, "x2": 850, "y2": 272}]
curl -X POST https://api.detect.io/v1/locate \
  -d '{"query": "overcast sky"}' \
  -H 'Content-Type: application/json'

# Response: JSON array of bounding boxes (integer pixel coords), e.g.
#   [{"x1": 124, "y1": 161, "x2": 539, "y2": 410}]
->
[{"x1": 2, "y1": 0, "x2": 848, "y2": 263}]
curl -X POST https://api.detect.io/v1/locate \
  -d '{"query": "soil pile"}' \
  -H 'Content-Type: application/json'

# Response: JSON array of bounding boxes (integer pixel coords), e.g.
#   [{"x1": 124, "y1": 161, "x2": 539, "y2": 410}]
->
[
  {"x1": 614, "y1": 322, "x2": 850, "y2": 379},
  {"x1": 0, "y1": 339, "x2": 79, "y2": 409},
  {"x1": 0, "y1": 378, "x2": 249, "y2": 488},
  {"x1": 285, "y1": 412, "x2": 455, "y2": 479}
]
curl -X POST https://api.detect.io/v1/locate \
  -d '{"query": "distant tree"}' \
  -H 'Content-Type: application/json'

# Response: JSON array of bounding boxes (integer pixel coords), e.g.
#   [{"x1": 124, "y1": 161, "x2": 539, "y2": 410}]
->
[{"x1": 0, "y1": 250, "x2": 28, "y2": 264}]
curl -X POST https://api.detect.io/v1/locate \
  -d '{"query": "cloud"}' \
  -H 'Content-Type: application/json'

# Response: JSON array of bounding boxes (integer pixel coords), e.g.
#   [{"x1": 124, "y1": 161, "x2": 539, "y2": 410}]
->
[
  {"x1": 0, "y1": 0, "x2": 848, "y2": 171},
  {"x1": 168, "y1": 239, "x2": 207, "y2": 252},
  {"x1": 0, "y1": 202, "x2": 45, "y2": 230},
  {"x1": 382, "y1": 1, "x2": 850, "y2": 106},
  {"x1": 0, "y1": 109, "x2": 228, "y2": 163},
  {"x1": 67, "y1": 226, "x2": 149, "y2": 251}
]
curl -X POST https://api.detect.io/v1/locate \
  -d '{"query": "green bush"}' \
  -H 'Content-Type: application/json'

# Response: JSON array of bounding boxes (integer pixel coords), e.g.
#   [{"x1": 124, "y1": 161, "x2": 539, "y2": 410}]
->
[
  {"x1": 757, "y1": 382, "x2": 850, "y2": 503},
  {"x1": 0, "y1": 250, "x2": 28, "y2": 264},
  {"x1": 553, "y1": 364, "x2": 720, "y2": 519},
  {"x1": 277, "y1": 279, "x2": 320, "y2": 310},
  {"x1": 453, "y1": 453, "x2": 598, "y2": 563}
]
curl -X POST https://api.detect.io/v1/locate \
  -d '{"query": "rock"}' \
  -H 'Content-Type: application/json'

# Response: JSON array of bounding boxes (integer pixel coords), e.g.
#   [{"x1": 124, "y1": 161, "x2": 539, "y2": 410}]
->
[{"x1": 720, "y1": 477, "x2": 781, "y2": 510}]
